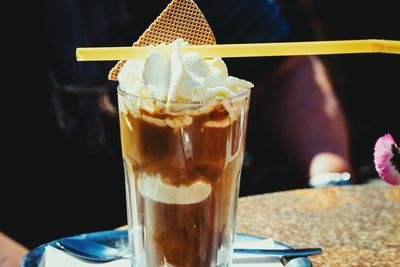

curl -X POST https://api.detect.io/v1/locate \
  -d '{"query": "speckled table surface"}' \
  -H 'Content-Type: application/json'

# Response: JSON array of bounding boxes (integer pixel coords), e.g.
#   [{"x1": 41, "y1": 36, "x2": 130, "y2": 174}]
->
[{"x1": 236, "y1": 184, "x2": 400, "y2": 267}]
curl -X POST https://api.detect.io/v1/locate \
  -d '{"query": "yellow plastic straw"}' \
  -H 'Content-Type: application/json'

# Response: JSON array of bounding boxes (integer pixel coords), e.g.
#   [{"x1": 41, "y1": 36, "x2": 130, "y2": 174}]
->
[{"x1": 76, "y1": 39, "x2": 400, "y2": 61}]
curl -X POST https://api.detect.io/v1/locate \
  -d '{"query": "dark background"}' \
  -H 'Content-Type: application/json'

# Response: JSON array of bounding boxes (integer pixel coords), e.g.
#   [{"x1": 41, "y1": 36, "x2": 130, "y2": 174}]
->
[{"x1": 2, "y1": 0, "x2": 399, "y2": 249}]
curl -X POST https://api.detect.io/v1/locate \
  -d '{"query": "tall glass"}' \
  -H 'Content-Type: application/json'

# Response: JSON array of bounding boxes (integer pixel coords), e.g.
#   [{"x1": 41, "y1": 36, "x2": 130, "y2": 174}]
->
[{"x1": 118, "y1": 86, "x2": 250, "y2": 267}]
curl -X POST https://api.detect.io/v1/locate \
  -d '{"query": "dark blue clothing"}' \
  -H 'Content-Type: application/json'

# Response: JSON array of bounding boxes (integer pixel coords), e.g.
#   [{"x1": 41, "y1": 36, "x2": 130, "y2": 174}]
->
[
  {"x1": 43, "y1": 0, "x2": 290, "y2": 88},
  {"x1": 41, "y1": 0, "x2": 294, "y2": 150}
]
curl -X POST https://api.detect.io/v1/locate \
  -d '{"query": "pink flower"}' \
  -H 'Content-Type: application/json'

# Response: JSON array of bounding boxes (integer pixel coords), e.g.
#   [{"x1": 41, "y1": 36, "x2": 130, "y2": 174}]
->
[{"x1": 374, "y1": 133, "x2": 400, "y2": 185}]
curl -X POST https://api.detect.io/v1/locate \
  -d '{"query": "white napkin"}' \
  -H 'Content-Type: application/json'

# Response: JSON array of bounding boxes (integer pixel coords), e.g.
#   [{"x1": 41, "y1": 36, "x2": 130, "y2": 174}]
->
[{"x1": 39, "y1": 238, "x2": 283, "y2": 267}]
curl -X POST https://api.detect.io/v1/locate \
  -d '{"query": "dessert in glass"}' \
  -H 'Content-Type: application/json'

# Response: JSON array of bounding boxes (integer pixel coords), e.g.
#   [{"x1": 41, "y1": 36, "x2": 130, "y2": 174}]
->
[{"x1": 117, "y1": 40, "x2": 253, "y2": 267}]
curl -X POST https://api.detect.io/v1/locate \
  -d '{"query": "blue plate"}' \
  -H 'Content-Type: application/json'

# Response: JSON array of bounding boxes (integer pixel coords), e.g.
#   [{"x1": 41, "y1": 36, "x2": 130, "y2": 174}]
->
[{"x1": 21, "y1": 230, "x2": 312, "y2": 266}]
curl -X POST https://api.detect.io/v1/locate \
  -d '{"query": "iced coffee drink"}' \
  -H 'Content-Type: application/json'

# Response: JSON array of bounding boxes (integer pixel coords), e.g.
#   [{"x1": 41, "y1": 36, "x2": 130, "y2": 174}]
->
[{"x1": 118, "y1": 40, "x2": 252, "y2": 267}]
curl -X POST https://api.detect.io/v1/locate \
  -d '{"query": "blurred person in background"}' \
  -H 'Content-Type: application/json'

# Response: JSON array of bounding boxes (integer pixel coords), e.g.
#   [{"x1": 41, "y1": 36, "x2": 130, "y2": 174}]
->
[
  {"x1": 306, "y1": 0, "x2": 400, "y2": 182},
  {"x1": 2, "y1": 0, "x2": 353, "y2": 266}
]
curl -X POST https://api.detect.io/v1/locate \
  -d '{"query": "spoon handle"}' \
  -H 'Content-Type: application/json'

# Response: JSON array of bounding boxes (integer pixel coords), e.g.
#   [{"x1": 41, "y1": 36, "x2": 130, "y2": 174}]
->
[
  {"x1": 233, "y1": 248, "x2": 322, "y2": 257},
  {"x1": 56, "y1": 237, "x2": 322, "y2": 261}
]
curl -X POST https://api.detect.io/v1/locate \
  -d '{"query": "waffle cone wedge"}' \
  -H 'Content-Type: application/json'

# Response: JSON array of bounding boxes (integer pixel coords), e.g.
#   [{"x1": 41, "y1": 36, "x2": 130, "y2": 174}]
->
[{"x1": 108, "y1": 0, "x2": 216, "y2": 81}]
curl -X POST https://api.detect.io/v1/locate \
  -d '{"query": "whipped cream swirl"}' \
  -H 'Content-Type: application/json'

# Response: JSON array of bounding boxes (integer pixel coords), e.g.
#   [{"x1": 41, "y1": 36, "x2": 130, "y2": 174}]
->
[{"x1": 118, "y1": 39, "x2": 253, "y2": 103}]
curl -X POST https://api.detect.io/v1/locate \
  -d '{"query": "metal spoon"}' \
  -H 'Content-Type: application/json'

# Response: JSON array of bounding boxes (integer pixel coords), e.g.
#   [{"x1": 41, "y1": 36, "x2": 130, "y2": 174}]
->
[
  {"x1": 55, "y1": 238, "x2": 322, "y2": 263},
  {"x1": 55, "y1": 238, "x2": 130, "y2": 262},
  {"x1": 284, "y1": 257, "x2": 313, "y2": 267}
]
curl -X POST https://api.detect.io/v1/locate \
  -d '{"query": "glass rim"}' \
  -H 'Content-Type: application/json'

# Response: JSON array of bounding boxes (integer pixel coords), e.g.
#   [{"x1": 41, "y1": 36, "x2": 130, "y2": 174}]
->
[{"x1": 117, "y1": 85, "x2": 250, "y2": 105}]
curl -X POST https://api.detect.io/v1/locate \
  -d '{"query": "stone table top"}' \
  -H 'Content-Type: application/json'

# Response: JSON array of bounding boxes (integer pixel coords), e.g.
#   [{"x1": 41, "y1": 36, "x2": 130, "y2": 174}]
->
[{"x1": 236, "y1": 184, "x2": 400, "y2": 266}]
